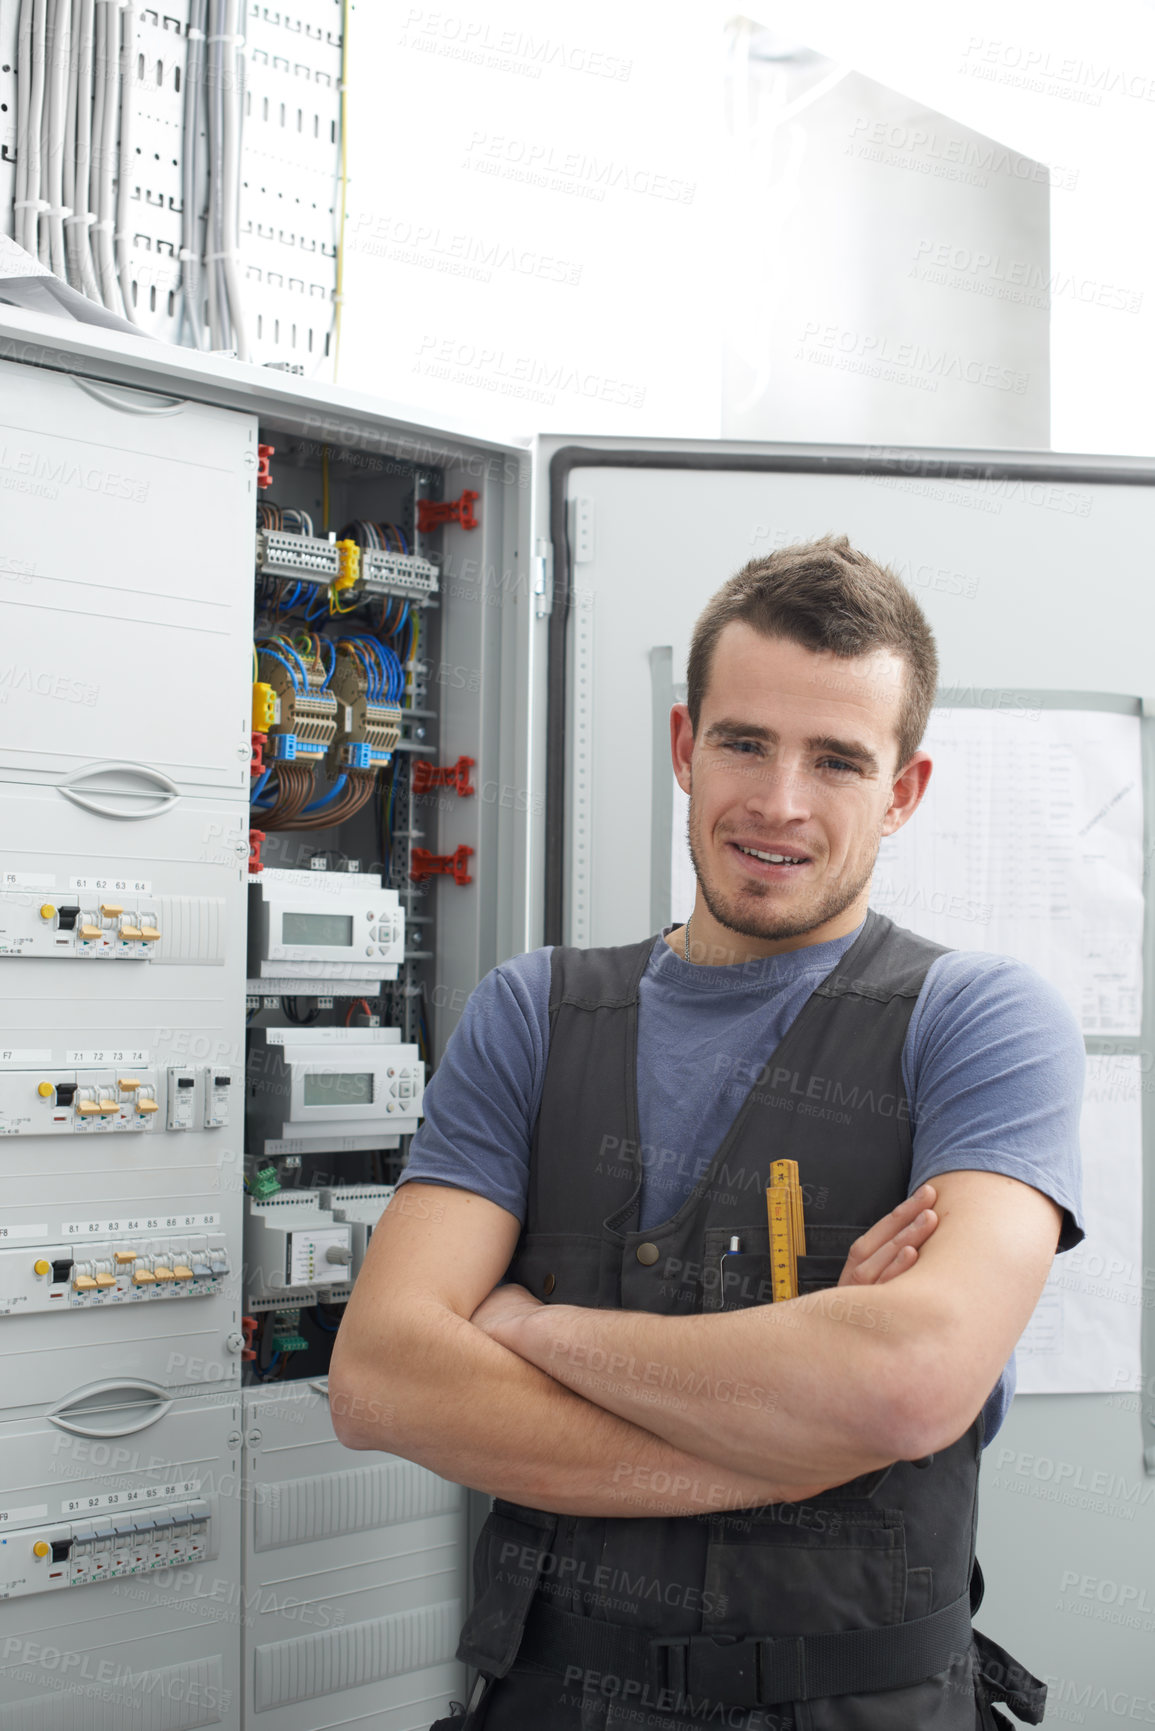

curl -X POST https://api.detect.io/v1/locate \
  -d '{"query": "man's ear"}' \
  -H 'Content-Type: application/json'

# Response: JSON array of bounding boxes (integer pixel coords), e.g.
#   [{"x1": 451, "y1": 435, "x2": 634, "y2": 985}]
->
[
  {"x1": 671, "y1": 703, "x2": 694, "y2": 795},
  {"x1": 882, "y1": 751, "x2": 933, "y2": 838}
]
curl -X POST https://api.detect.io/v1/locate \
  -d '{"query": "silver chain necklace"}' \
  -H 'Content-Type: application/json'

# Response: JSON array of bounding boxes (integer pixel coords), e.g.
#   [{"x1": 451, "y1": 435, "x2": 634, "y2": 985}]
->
[{"x1": 683, "y1": 914, "x2": 691, "y2": 963}]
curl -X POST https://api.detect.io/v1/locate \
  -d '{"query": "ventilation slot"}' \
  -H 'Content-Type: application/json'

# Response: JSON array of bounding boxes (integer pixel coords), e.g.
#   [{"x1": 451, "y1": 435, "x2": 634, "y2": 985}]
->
[
  {"x1": 254, "y1": 1457, "x2": 462, "y2": 1551},
  {"x1": 150, "y1": 897, "x2": 227, "y2": 965},
  {"x1": 0, "y1": 1656, "x2": 224, "y2": 1729},
  {"x1": 254, "y1": 1601, "x2": 461, "y2": 1710}
]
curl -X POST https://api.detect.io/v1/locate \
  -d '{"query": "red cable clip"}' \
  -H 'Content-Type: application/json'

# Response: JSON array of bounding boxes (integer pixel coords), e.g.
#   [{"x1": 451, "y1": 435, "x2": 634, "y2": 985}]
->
[
  {"x1": 241, "y1": 1314, "x2": 258, "y2": 1361},
  {"x1": 249, "y1": 828, "x2": 266, "y2": 874},
  {"x1": 410, "y1": 845, "x2": 474, "y2": 886},
  {"x1": 416, "y1": 489, "x2": 479, "y2": 533},
  {"x1": 412, "y1": 755, "x2": 476, "y2": 798},
  {"x1": 257, "y1": 443, "x2": 275, "y2": 490},
  {"x1": 250, "y1": 733, "x2": 266, "y2": 776}
]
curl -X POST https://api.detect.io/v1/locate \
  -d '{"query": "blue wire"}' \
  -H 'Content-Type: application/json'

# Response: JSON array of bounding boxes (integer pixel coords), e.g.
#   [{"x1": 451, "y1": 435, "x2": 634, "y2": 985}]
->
[
  {"x1": 251, "y1": 769, "x2": 271, "y2": 802},
  {"x1": 274, "y1": 639, "x2": 311, "y2": 688},
  {"x1": 312, "y1": 1306, "x2": 340, "y2": 1333},
  {"x1": 301, "y1": 775, "x2": 347, "y2": 814},
  {"x1": 257, "y1": 647, "x2": 303, "y2": 692},
  {"x1": 319, "y1": 638, "x2": 336, "y2": 683}
]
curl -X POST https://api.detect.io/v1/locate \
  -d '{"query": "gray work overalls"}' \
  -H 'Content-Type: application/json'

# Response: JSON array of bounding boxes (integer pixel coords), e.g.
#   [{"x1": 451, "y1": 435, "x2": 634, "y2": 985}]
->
[{"x1": 437, "y1": 911, "x2": 1046, "y2": 1731}]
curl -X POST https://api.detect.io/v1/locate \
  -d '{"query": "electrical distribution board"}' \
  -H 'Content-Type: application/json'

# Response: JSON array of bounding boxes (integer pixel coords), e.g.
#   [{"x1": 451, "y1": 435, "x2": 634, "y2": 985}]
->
[{"x1": 0, "y1": 287, "x2": 520, "y2": 1721}]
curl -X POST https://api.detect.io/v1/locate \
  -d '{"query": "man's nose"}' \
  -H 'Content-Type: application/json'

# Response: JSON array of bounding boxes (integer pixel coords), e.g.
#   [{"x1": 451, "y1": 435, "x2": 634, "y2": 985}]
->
[{"x1": 741, "y1": 757, "x2": 812, "y2": 821}]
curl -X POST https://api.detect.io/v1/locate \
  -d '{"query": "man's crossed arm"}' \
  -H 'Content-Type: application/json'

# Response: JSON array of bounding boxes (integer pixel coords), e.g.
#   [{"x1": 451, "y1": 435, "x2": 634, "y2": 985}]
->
[
  {"x1": 329, "y1": 1172, "x2": 1060, "y2": 1513},
  {"x1": 469, "y1": 1170, "x2": 1061, "y2": 1483}
]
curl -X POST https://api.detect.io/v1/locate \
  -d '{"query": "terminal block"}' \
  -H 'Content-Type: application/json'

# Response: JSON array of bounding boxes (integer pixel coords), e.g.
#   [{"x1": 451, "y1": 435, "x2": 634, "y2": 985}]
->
[
  {"x1": 255, "y1": 529, "x2": 339, "y2": 583},
  {"x1": 328, "y1": 650, "x2": 401, "y2": 774},
  {"x1": 252, "y1": 681, "x2": 278, "y2": 732},
  {"x1": 358, "y1": 547, "x2": 439, "y2": 599},
  {"x1": 334, "y1": 539, "x2": 361, "y2": 596},
  {"x1": 271, "y1": 1308, "x2": 308, "y2": 1353},
  {"x1": 259, "y1": 653, "x2": 338, "y2": 762}
]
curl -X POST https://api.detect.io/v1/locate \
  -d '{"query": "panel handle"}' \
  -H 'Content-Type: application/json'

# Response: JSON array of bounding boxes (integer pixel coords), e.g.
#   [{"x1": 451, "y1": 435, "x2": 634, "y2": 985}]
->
[
  {"x1": 57, "y1": 760, "x2": 181, "y2": 820},
  {"x1": 47, "y1": 1379, "x2": 174, "y2": 1437},
  {"x1": 70, "y1": 376, "x2": 187, "y2": 416}
]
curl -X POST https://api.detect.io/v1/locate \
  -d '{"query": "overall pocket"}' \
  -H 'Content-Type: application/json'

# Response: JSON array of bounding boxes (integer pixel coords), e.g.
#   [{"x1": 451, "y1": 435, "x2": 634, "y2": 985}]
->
[
  {"x1": 700, "y1": 1226, "x2": 861, "y2": 1311},
  {"x1": 455, "y1": 1502, "x2": 560, "y2": 1678}
]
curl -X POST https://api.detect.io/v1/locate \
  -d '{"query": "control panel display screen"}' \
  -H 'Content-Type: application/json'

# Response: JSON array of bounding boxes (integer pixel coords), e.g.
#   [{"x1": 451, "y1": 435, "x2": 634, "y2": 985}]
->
[
  {"x1": 281, "y1": 912, "x2": 355, "y2": 946},
  {"x1": 303, "y1": 1071, "x2": 374, "y2": 1107}
]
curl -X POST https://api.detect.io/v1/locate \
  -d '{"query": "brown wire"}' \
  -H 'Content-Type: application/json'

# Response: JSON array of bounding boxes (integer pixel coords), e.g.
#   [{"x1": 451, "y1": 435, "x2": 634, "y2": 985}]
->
[
  {"x1": 278, "y1": 769, "x2": 376, "y2": 831},
  {"x1": 260, "y1": 762, "x2": 316, "y2": 828}
]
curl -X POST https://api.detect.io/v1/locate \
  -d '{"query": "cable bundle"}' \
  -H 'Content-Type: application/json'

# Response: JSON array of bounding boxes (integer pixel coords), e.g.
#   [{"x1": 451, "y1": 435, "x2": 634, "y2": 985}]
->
[
  {"x1": 181, "y1": 0, "x2": 247, "y2": 354},
  {"x1": 15, "y1": 0, "x2": 135, "y2": 316},
  {"x1": 338, "y1": 520, "x2": 411, "y2": 554},
  {"x1": 333, "y1": 634, "x2": 404, "y2": 704},
  {"x1": 274, "y1": 767, "x2": 376, "y2": 830},
  {"x1": 257, "y1": 503, "x2": 316, "y2": 536}
]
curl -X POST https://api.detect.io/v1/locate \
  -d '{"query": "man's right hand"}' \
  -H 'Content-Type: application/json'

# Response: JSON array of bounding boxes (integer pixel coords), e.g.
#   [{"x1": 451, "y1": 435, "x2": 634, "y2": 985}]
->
[{"x1": 837, "y1": 1183, "x2": 938, "y2": 1288}]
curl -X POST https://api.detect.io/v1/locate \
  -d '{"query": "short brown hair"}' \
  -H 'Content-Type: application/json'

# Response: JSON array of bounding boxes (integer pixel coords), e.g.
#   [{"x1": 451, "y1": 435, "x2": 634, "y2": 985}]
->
[{"x1": 686, "y1": 535, "x2": 938, "y2": 772}]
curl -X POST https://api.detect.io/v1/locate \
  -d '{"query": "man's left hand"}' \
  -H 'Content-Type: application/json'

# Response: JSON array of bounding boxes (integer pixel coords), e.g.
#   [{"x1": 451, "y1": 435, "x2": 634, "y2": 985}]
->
[{"x1": 472, "y1": 1282, "x2": 541, "y2": 1342}]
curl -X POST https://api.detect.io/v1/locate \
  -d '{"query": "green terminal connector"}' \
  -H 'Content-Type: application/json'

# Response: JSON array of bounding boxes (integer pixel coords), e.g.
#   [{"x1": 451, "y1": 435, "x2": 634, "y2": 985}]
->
[
  {"x1": 251, "y1": 1166, "x2": 282, "y2": 1199},
  {"x1": 272, "y1": 1308, "x2": 307, "y2": 1353}
]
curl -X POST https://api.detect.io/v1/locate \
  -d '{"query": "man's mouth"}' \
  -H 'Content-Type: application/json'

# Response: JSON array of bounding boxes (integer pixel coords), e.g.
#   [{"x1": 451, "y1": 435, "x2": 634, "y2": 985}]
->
[{"x1": 730, "y1": 842, "x2": 811, "y2": 867}]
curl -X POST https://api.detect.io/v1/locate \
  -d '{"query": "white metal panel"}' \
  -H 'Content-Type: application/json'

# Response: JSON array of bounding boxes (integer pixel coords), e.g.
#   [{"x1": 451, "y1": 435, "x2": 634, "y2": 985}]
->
[
  {"x1": 241, "y1": 1383, "x2": 468, "y2": 1731},
  {"x1": 0, "y1": 781, "x2": 245, "y2": 1407},
  {"x1": 0, "y1": 1393, "x2": 242, "y2": 1730},
  {"x1": 0, "y1": 359, "x2": 255, "y2": 796}
]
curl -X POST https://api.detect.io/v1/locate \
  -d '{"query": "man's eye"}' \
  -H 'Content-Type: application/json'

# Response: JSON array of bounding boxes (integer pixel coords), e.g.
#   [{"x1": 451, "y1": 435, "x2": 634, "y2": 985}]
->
[
  {"x1": 722, "y1": 740, "x2": 760, "y2": 755},
  {"x1": 820, "y1": 758, "x2": 859, "y2": 774}
]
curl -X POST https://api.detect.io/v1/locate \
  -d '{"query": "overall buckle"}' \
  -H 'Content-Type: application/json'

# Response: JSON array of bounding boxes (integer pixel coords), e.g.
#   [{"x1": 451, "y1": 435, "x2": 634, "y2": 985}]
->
[{"x1": 650, "y1": 1634, "x2": 805, "y2": 1706}]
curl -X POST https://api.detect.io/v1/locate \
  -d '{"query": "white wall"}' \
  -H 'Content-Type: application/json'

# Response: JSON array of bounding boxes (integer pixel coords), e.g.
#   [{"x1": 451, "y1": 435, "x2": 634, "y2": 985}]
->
[
  {"x1": 340, "y1": 0, "x2": 1155, "y2": 457},
  {"x1": 339, "y1": 0, "x2": 723, "y2": 440}
]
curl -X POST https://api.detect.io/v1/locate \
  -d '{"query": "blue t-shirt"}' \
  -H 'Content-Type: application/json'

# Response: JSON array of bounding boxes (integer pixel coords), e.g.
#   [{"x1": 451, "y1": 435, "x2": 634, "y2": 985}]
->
[{"x1": 399, "y1": 916, "x2": 1086, "y2": 1445}]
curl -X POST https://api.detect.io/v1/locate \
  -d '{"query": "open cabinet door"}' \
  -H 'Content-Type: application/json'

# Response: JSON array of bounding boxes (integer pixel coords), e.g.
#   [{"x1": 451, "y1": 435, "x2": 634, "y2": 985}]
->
[
  {"x1": 534, "y1": 434, "x2": 1155, "y2": 949},
  {"x1": 532, "y1": 428, "x2": 1155, "y2": 1720}
]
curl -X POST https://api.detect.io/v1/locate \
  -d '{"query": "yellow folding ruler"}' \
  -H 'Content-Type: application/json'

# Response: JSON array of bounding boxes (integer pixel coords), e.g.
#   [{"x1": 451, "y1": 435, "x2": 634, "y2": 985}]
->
[{"x1": 766, "y1": 1158, "x2": 806, "y2": 1301}]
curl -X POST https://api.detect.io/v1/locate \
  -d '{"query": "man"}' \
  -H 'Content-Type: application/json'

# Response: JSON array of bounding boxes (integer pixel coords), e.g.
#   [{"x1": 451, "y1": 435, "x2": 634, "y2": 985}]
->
[{"x1": 330, "y1": 536, "x2": 1084, "y2": 1731}]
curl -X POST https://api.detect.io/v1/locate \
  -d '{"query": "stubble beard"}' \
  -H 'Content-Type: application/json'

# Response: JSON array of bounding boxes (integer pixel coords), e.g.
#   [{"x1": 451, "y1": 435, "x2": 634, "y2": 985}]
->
[{"x1": 685, "y1": 794, "x2": 882, "y2": 945}]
